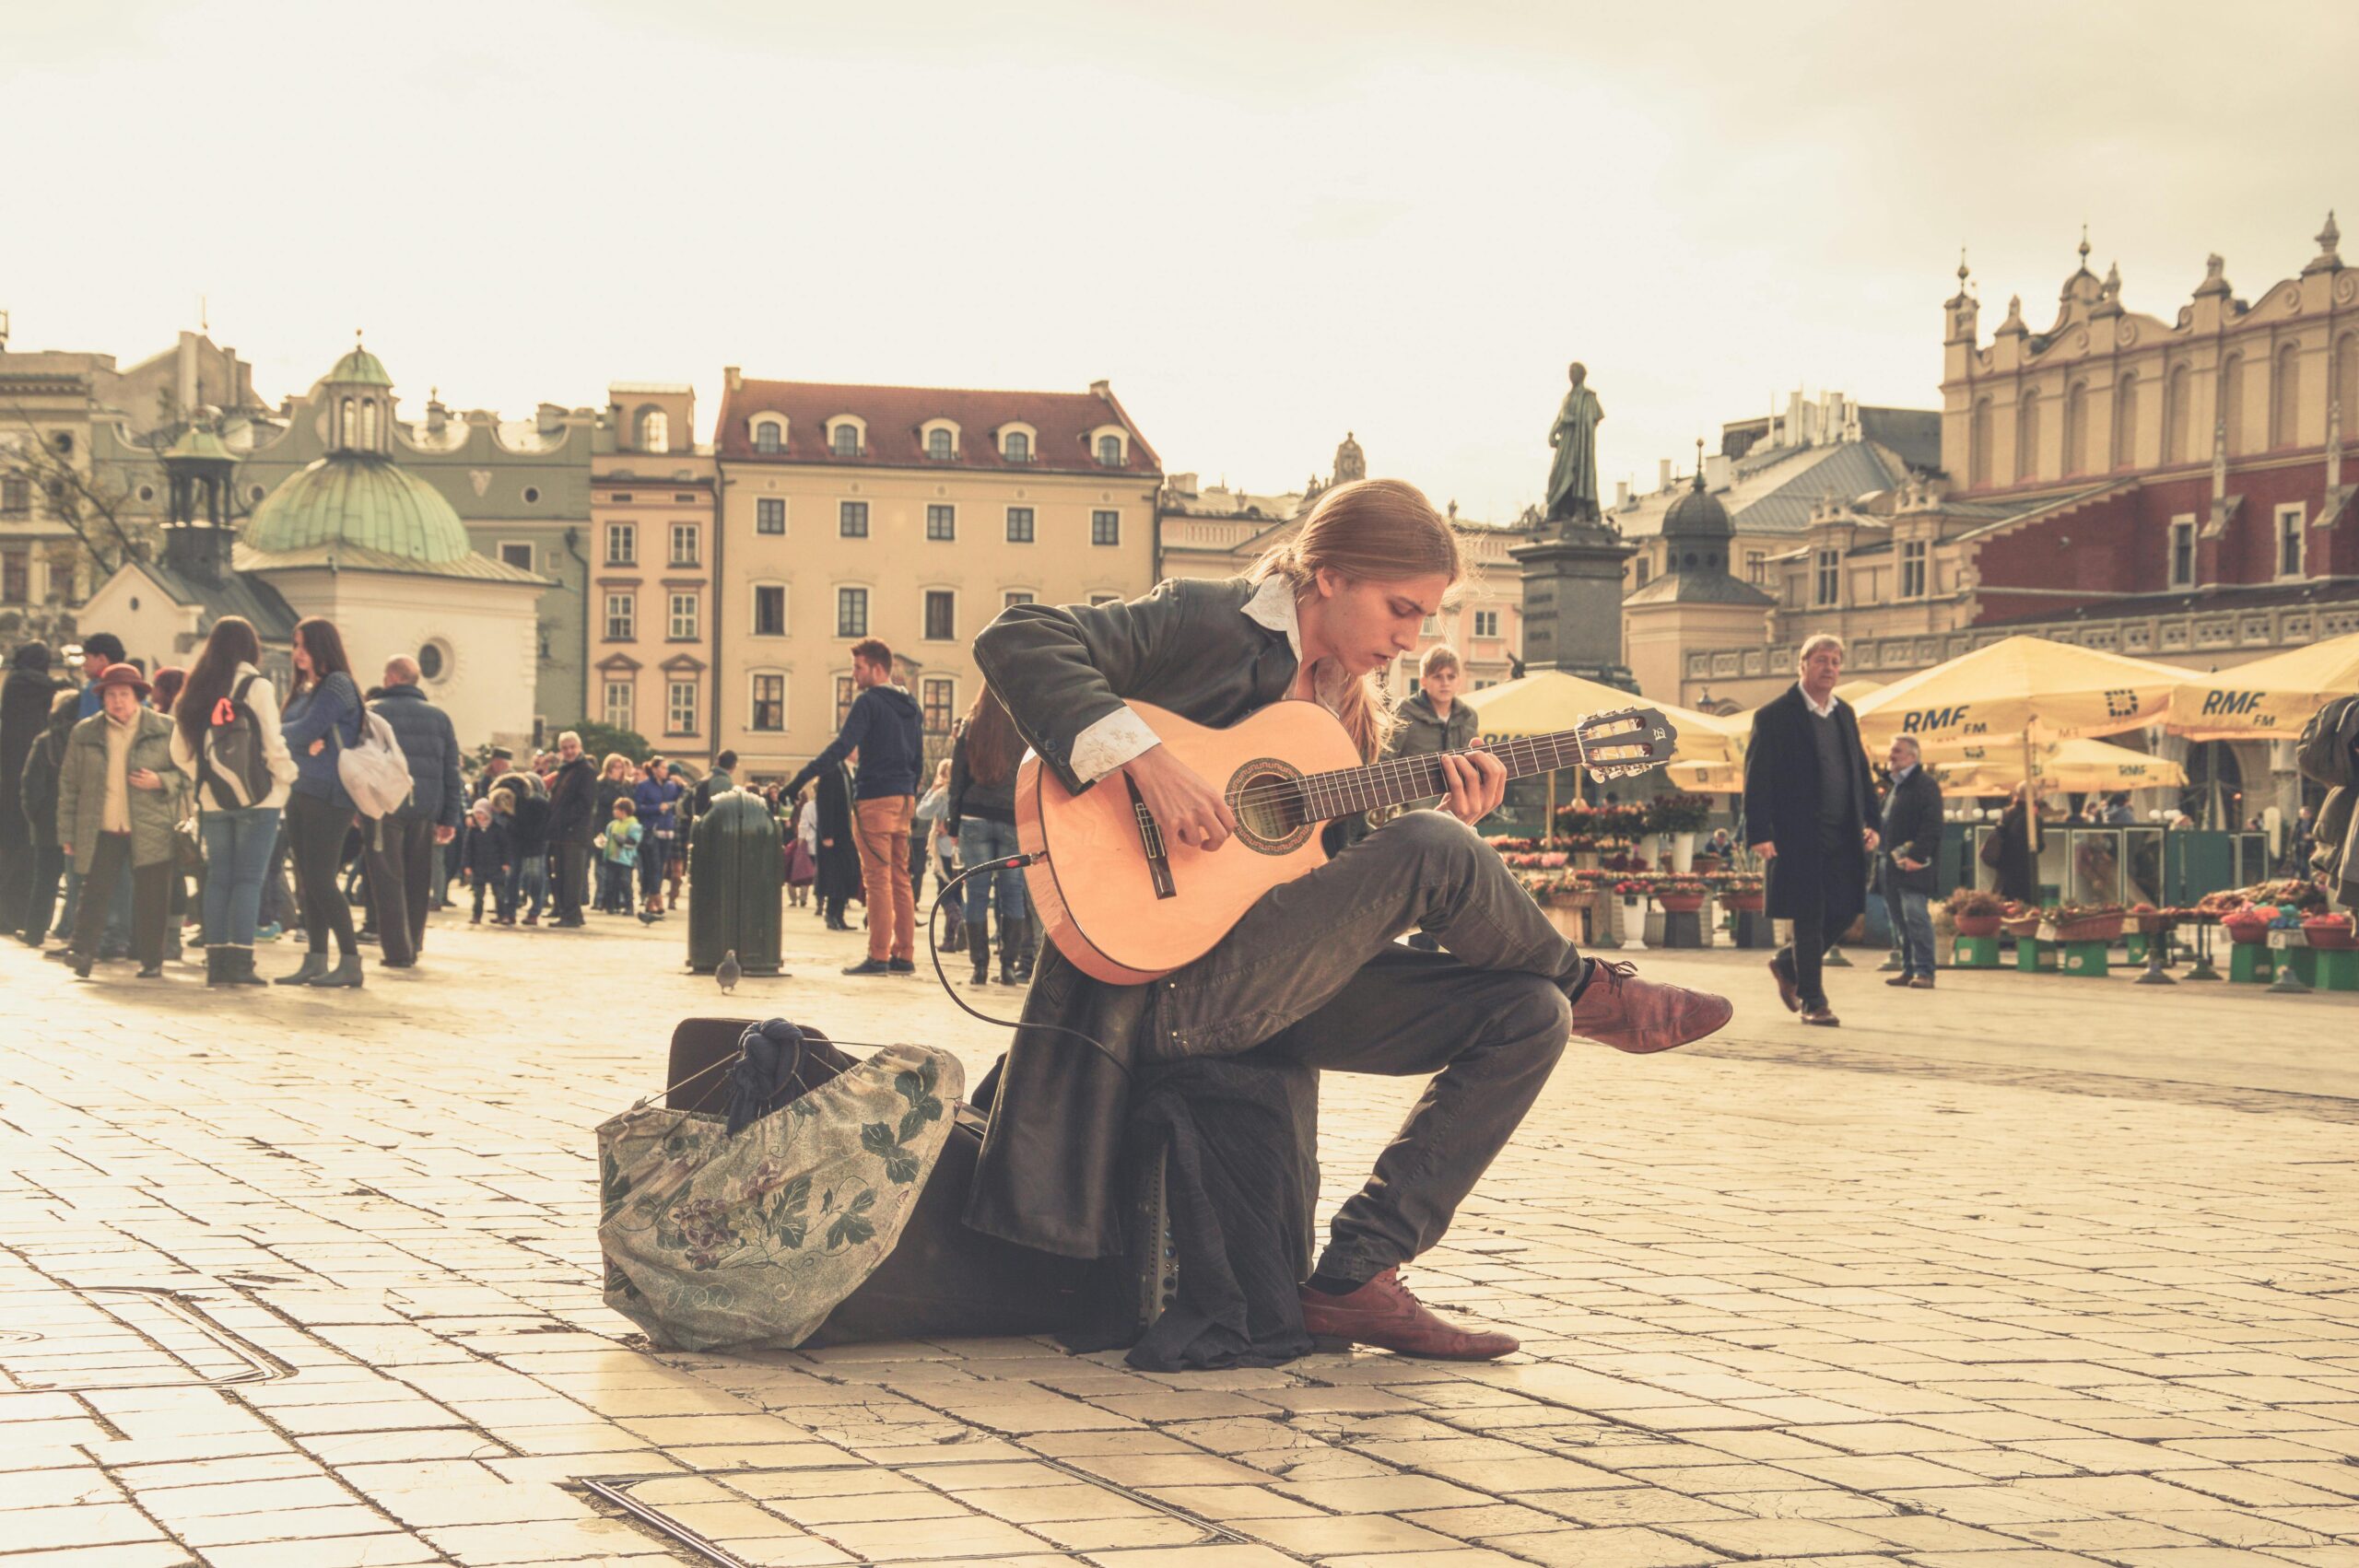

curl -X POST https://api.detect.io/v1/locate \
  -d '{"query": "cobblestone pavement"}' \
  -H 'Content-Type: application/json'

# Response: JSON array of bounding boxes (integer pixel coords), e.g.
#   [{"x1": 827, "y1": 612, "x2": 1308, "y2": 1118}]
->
[{"x1": 3, "y1": 905, "x2": 2356, "y2": 1568}]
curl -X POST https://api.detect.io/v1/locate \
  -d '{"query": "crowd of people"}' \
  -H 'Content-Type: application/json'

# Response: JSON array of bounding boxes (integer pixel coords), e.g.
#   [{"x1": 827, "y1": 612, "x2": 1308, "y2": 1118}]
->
[{"x1": 0, "y1": 616, "x2": 1045, "y2": 992}]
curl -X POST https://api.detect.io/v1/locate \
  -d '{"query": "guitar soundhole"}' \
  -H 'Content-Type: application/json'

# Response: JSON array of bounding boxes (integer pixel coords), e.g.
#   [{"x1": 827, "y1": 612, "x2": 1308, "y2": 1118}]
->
[{"x1": 1228, "y1": 762, "x2": 1314, "y2": 855}]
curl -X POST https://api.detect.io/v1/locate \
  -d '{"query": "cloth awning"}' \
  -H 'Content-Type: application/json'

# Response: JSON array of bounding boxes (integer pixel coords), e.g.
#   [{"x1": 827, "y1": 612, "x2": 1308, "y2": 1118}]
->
[
  {"x1": 1464, "y1": 670, "x2": 1747, "y2": 769},
  {"x1": 1931, "y1": 734, "x2": 2189, "y2": 794},
  {"x1": 1851, "y1": 635, "x2": 2200, "y2": 749},
  {"x1": 2164, "y1": 631, "x2": 2359, "y2": 743}
]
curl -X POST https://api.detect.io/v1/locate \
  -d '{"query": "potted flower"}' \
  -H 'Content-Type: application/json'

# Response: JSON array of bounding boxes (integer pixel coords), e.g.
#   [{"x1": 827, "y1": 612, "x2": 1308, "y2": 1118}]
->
[
  {"x1": 1646, "y1": 792, "x2": 1714, "y2": 873},
  {"x1": 1945, "y1": 887, "x2": 2008, "y2": 938},
  {"x1": 1715, "y1": 872, "x2": 1766, "y2": 913},
  {"x1": 2301, "y1": 911, "x2": 2357, "y2": 952},
  {"x1": 1998, "y1": 901, "x2": 2043, "y2": 939},
  {"x1": 1656, "y1": 876, "x2": 1709, "y2": 914}
]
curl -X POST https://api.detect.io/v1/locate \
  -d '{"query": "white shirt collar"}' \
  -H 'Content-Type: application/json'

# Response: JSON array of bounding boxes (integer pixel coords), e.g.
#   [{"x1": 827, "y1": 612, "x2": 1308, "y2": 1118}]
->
[
  {"x1": 1798, "y1": 683, "x2": 1837, "y2": 720},
  {"x1": 1891, "y1": 762, "x2": 1916, "y2": 781},
  {"x1": 1242, "y1": 574, "x2": 1347, "y2": 713}
]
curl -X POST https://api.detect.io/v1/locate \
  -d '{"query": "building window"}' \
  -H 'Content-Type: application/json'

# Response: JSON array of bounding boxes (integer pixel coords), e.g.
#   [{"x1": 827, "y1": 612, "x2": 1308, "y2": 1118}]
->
[
  {"x1": 669, "y1": 522, "x2": 699, "y2": 566},
  {"x1": 2272, "y1": 344, "x2": 2302, "y2": 450},
  {"x1": 666, "y1": 680, "x2": 698, "y2": 735},
  {"x1": 1003, "y1": 431, "x2": 1030, "y2": 462},
  {"x1": 756, "y1": 498, "x2": 784, "y2": 535},
  {"x1": 1814, "y1": 550, "x2": 1840, "y2": 607},
  {"x1": 1003, "y1": 590, "x2": 1035, "y2": 609},
  {"x1": 752, "y1": 584, "x2": 786, "y2": 637},
  {"x1": 837, "y1": 587, "x2": 868, "y2": 638},
  {"x1": 835, "y1": 675, "x2": 856, "y2": 727},
  {"x1": 923, "y1": 590, "x2": 955, "y2": 641},
  {"x1": 1091, "y1": 509, "x2": 1120, "y2": 546},
  {"x1": 831, "y1": 424, "x2": 859, "y2": 457},
  {"x1": 604, "y1": 521, "x2": 636, "y2": 565},
  {"x1": 920, "y1": 676, "x2": 955, "y2": 734},
  {"x1": 0, "y1": 476, "x2": 29, "y2": 515},
  {"x1": 639, "y1": 409, "x2": 669, "y2": 452},
  {"x1": 1473, "y1": 608, "x2": 1499, "y2": 638},
  {"x1": 839, "y1": 500, "x2": 868, "y2": 537},
  {"x1": 749, "y1": 673, "x2": 785, "y2": 732},
  {"x1": 926, "y1": 504, "x2": 956, "y2": 541},
  {"x1": 522, "y1": 486, "x2": 541, "y2": 505},
  {"x1": 1900, "y1": 540, "x2": 1927, "y2": 598},
  {"x1": 604, "y1": 592, "x2": 636, "y2": 640},
  {"x1": 668, "y1": 592, "x2": 699, "y2": 640},
  {"x1": 500, "y1": 541, "x2": 534, "y2": 572},
  {"x1": 2168, "y1": 515, "x2": 2197, "y2": 590},
  {"x1": 603, "y1": 679, "x2": 634, "y2": 731},
  {"x1": 1745, "y1": 551, "x2": 1766, "y2": 583},
  {"x1": 753, "y1": 419, "x2": 783, "y2": 455},
  {"x1": 1005, "y1": 506, "x2": 1034, "y2": 543},
  {"x1": 1096, "y1": 435, "x2": 1122, "y2": 467},
  {"x1": 1, "y1": 549, "x2": 27, "y2": 604},
  {"x1": 2278, "y1": 505, "x2": 2306, "y2": 579},
  {"x1": 1632, "y1": 559, "x2": 1649, "y2": 590},
  {"x1": 926, "y1": 428, "x2": 954, "y2": 461}
]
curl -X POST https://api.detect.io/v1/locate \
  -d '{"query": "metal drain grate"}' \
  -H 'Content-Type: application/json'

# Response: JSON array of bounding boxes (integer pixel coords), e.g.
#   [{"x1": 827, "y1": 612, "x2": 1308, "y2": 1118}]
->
[
  {"x1": 0, "y1": 1285, "x2": 291, "y2": 1393},
  {"x1": 581, "y1": 1454, "x2": 1258, "y2": 1567}
]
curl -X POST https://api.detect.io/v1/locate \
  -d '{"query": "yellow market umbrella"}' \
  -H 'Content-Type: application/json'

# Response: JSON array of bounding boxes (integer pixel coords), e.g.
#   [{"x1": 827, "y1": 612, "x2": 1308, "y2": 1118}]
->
[
  {"x1": 2165, "y1": 631, "x2": 2359, "y2": 742},
  {"x1": 1851, "y1": 635, "x2": 2199, "y2": 750},
  {"x1": 1833, "y1": 678, "x2": 1884, "y2": 707},
  {"x1": 1467, "y1": 670, "x2": 1745, "y2": 768},
  {"x1": 1931, "y1": 735, "x2": 2189, "y2": 794}
]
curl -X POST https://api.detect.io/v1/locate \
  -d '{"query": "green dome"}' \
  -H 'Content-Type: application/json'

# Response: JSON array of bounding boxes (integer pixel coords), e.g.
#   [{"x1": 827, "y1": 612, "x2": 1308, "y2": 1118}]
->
[
  {"x1": 327, "y1": 346, "x2": 394, "y2": 388},
  {"x1": 248, "y1": 454, "x2": 471, "y2": 563}
]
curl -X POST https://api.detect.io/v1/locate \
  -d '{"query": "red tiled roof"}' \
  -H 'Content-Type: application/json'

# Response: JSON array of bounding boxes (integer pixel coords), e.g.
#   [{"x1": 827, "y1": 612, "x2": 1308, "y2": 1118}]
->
[{"x1": 714, "y1": 378, "x2": 1161, "y2": 474}]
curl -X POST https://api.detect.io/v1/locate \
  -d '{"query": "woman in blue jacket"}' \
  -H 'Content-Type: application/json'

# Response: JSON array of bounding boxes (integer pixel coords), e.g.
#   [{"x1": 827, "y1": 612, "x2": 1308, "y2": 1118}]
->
[
  {"x1": 274, "y1": 617, "x2": 365, "y2": 988},
  {"x1": 632, "y1": 756, "x2": 681, "y2": 918}
]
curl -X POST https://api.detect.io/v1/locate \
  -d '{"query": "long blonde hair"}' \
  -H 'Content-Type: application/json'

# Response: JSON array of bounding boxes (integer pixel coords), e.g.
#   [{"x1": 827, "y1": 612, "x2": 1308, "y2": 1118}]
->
[{"x1": 1248, "y1": 478, "x2": 1462, "y2": 761}]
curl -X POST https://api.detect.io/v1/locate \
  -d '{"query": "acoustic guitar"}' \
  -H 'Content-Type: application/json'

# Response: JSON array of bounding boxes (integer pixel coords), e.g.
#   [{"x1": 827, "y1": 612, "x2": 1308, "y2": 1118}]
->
[{"x1": 1016, "y1": 699, "x2": 1676, "y2": 984}]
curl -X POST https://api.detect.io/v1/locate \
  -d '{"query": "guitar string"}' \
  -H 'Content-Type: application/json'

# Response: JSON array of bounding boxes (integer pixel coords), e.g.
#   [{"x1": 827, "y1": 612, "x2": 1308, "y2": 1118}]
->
[{"x1": 1224, "y1": 726, "x2": 1664, "y2": 815}]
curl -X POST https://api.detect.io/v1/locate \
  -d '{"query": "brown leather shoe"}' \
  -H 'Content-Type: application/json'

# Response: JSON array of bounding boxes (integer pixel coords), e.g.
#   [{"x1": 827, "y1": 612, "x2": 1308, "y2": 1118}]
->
[
  {"x1": 1297, "y1": 1269, "x2": 1518, "y2": 1361},
  {"x1": 1768, "y1": 955, "x2": 1802, "y2": 1012},
  {"x1": 1570, "y1": 960, "x2": 1733, "y2": 1054},
  {"x1": 1801, "y1": 1006, "x2": 1840, "y2": 1025},
  {"x1": 1907, "y1": 977, "x2": 1935, "y2": 989}
]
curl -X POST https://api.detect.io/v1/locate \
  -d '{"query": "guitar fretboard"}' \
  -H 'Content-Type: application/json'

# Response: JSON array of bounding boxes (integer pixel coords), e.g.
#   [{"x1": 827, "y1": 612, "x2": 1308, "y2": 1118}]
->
[{"x1": 1237, "y1": 727, "x2": 1611, "y2": 825}]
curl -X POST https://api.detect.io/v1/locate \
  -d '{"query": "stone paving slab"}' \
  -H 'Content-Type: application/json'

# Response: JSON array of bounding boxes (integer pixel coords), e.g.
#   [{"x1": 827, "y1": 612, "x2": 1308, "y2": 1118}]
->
[{"x1": 1, "y1": 906, "x2": 2354, "y2": 1566}]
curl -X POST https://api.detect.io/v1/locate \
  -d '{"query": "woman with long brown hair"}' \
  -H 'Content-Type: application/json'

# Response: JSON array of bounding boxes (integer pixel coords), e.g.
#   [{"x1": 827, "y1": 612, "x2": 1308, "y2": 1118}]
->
[
  {"x1": 970, "y1": 476, "x2": 1732, "y2": 1363},
  {"x1": 274, "y1": 615, "x2": 365, "y2": 987},
  {"x1": 945, "y1": 685, "x2": 1027, "y2": 986},
  {"x1": 169, "y1": 616, "x2": 297, "y2": 985}
]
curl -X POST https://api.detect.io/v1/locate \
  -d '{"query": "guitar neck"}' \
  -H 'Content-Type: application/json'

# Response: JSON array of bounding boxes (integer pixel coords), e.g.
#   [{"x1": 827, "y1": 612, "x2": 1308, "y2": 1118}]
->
[{"x1": 1297, "y1": 731, "x2": 1591, "y2": 821}]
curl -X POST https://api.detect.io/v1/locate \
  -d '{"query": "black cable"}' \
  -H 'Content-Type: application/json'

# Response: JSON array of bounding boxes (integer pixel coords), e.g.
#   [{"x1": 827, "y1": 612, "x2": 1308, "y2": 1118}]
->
[{"x1": 924, "y1": 852, "x2": 1131, "y2": 1078}]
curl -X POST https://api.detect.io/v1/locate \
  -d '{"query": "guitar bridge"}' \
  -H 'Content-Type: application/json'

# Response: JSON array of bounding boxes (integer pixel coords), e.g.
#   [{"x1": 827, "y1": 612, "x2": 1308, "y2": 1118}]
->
[{"x1": 1125, "y1": 777, "x2": 1177, "y2": 900}]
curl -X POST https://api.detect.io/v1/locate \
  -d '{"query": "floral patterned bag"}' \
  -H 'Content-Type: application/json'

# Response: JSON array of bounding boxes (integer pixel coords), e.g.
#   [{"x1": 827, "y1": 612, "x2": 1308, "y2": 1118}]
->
[{"x1": 596, "y1": 1040, "x2": 962, "y2": 1352}]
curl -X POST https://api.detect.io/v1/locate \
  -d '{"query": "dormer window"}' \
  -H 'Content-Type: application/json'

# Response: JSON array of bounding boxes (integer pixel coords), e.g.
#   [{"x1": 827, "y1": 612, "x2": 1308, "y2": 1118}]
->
[
  {"x1": 1003, "y1": 430, "x2": 1031, "y2": 463},
  {"x1": 751, "y1": 417, "x2": 784, "y2": 455},
  {"x1": 830, "y1": 421, "x2": 862, "y2": 458},
  {"x1": 927, "y1": 428, "x2": 953, "y2": 461},
  {"x1": 1096, "y1": 434, "x2": 1122, "y2": 467},
  {"x1": 638, "y1": 408, "x2": 669, "y2": 452}
]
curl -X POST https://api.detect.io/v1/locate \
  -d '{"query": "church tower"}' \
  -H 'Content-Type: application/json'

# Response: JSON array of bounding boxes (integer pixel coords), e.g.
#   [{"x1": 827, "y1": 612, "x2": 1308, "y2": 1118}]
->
[{"x1": 321, "y1": 334, "x2": 397, "y2": 456}]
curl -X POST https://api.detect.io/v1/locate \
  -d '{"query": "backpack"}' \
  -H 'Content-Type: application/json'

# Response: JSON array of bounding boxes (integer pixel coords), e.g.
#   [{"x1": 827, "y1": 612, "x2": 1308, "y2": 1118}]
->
[
  {"x1": 198, "y1": 673, "x2": 275, "y2": 811},
  {"x1": 338, "y1": 708, "x2": 415, "y2": 819}
]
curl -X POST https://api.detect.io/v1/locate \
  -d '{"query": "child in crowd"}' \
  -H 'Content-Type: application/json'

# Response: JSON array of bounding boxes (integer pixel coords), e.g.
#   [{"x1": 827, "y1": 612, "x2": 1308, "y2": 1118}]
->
[
  {"x1": 599, "y1": 796, "x2": 642, "y2": 914},
  {"x1": 460, "y1": 799, "x2": 511, "y2": 925}
]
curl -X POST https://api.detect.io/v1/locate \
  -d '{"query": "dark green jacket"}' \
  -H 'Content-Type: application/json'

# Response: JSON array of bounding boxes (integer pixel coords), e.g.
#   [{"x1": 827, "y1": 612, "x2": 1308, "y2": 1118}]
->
[
  {"x1": 1385, "y1": 688, "x2": 1480, "y2": 814},
  {"x1": 968, "y1": 576, "x2": 1301, "y2": 1258},
  {"x1": 56, "y1": 708, "x2": 187, "y2": 874}
]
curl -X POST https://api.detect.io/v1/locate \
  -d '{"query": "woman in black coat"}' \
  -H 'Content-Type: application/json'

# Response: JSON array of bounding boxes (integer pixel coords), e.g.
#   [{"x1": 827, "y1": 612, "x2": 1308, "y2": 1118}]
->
[
  {"x1": 811, "y1": 758, "x2": 860, "y2": 930},
  {"x1": 0, "y1": 641, "x2": 61, "y2": 930}
]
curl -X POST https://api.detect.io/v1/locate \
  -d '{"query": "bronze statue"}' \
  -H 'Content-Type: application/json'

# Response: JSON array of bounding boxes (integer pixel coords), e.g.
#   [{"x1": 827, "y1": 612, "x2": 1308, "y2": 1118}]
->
[{"x1": 1544, "y1": 361, "x2": 1604, "y2": 525}]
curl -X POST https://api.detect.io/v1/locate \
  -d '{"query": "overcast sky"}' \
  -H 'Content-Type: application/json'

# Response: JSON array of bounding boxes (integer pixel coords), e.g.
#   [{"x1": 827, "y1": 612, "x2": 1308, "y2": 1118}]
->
[{"x1": 5, "y1": 0, "x2": 2352, "y2": 521}]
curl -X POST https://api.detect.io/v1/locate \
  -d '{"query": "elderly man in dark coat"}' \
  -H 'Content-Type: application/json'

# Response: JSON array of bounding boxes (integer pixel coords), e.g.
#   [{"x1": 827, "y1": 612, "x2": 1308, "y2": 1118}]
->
[
  {"x1": 1, "y1": 642, "x2": 61, "y2": 931},
  {"x1": 1743, "y1": 634, "x2": 1878, "y2": 1025}
]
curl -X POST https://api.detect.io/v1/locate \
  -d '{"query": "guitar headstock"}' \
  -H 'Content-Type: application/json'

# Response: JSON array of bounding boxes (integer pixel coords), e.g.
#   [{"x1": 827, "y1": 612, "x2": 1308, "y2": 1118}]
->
[{"x1": 1575, "y1": 707, "x2": 1677, "y2": 778}]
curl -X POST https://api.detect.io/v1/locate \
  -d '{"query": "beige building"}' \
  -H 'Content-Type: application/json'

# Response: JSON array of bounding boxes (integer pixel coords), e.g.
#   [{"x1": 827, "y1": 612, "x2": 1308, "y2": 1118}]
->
[
  {"x1": 711, "y1": 371, "x2": 1161, "y2": 779},
  {"x1": 591, "y1": 383, "x2": 717, "y2": 764},
  {"x1": 1158, "y1": 434, "x2": 1539, "y2": 695}
]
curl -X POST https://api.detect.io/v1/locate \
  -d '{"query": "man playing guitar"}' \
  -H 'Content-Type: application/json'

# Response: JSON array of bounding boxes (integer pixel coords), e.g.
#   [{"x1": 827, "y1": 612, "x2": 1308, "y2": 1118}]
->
[{"x1": 971, "y1": 478, "x2": 1733, "y2": 1359}]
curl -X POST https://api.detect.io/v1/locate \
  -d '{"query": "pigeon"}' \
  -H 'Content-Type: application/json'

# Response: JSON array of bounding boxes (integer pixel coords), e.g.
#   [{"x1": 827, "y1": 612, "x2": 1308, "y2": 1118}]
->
[{"x1": 716, "y1": 949, "x2": 741, "y2": 995}]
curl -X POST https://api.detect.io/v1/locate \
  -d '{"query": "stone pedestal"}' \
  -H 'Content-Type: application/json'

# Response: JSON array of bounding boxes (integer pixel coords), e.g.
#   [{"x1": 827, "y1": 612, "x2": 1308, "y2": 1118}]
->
[{"x1": 1512, "y1": 525, "x2": 1637, "y2": 689}]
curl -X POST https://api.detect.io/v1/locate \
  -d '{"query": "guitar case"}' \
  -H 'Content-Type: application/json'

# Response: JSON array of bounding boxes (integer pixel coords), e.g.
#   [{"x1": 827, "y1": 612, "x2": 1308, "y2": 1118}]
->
[{"x1": 663, "y1": 1018, "x2": 1100, "y2": 1345}]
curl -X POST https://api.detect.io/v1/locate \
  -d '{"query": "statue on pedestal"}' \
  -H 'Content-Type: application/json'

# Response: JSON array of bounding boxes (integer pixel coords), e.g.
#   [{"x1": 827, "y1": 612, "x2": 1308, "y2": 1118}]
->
[{"x1": 1544, "y1": 361, "x2": 1605, "y2": 527}]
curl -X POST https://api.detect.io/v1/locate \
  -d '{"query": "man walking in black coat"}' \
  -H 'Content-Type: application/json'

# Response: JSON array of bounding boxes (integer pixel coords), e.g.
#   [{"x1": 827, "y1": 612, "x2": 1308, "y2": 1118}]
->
[
  {"x1": 545, "y1": 730, "x2": 599, "y2": 928},
  {"x1": 1744, "y1": 634, "x2": 1879, "y2": 1025},
  {"x1": 365, "y1": 656, "x2": 465, "y2": 966},
  {"x1": 1, "y1": 642, "x2": 62, "y2": 933},
  {"x1": 1878, "y1": 735, "x2": 1944, "y2": 989}
]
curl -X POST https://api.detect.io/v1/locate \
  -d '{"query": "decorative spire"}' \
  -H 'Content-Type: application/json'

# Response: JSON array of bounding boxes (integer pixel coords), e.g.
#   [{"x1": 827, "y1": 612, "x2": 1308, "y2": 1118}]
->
[
  {"x1": 2195, "y1": 252, "x2": 2232, "y2": 298},
  {"x1": 1957, "y1": 247, "x2": 1970, "y2": 290},
  {"x1": 2304, "y1": 210, "x2": 2342, "y2": 275},
  {"x1": 1692, "y1": 437, "x2": 1706, "y2": 491},
  {"x1": 2078, "y1": 223, "x2": 2092, "y2": 270}
]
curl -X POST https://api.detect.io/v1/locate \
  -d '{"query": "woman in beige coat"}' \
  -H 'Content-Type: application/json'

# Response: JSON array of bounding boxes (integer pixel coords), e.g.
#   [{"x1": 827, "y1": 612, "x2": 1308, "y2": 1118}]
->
[{"x1": 56, "y1": 662, "x2": 187, "y2": 978}]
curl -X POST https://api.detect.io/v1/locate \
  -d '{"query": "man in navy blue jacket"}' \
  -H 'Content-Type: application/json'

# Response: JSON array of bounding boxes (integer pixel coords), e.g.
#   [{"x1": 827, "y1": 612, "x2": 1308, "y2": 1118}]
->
[
  {"x1": 784, "y1": 637, "x2": 923, "y2": 976},
  {"x1": 366, "y1": 655, "x2": 464, "y2": 966}
]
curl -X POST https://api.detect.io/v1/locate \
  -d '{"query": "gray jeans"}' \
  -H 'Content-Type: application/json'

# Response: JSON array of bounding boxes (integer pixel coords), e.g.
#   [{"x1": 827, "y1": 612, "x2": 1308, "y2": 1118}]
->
[{"x1": 1164, "y1": 811, "x2": 1587, "y2": 1281}]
